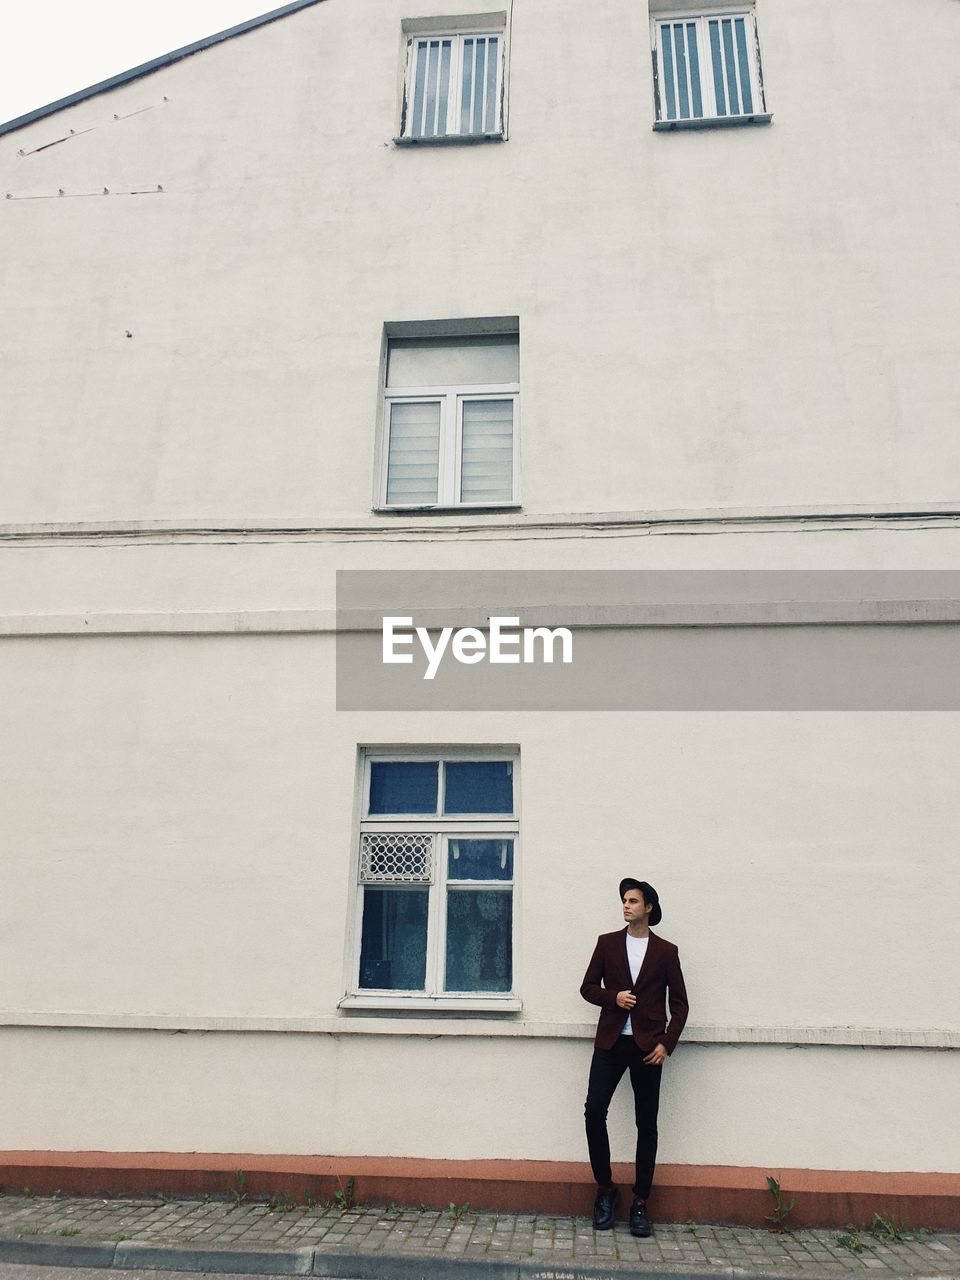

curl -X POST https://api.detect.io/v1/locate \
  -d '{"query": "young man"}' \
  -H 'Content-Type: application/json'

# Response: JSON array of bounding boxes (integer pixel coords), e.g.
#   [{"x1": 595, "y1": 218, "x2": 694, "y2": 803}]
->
[{"x1": 580, "y1": 878, "x2": 688, "y2": 1237}]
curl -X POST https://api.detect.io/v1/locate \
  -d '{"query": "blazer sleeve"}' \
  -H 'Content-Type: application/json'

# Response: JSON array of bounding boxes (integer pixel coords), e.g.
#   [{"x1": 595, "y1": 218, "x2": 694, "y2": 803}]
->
[
  {"x1": 580, "y1": 936, "x2": 619, "y2": 1010},
  {"x1": 661, "y1": 946, "x2": 689, "y2": 1054}
]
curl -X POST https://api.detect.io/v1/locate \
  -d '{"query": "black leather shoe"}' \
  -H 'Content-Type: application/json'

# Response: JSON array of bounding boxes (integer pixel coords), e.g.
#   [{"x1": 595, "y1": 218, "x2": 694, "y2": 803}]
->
[
  {"x1": 592, "y1": 1185, "x2": 618, "y2": 1230},
  {"x1": 629, "y1": 1198, "x2": 652, "y2": 1237}
]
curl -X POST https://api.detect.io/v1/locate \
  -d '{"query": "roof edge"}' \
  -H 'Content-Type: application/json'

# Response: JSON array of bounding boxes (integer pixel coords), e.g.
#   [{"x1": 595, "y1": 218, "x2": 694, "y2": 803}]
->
[{"x1": 0, "y1": 0, "x2": 327, "y2": 139}]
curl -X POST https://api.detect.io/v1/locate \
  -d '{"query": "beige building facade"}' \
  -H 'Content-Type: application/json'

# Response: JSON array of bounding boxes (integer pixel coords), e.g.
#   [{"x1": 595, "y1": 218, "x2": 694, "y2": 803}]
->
[{"x1": 1, "y1": 0, "x2": 959, "y2": 1223}]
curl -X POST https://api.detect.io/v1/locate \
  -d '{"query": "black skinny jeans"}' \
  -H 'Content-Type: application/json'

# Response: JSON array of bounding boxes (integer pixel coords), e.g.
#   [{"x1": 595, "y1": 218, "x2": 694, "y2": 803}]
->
[{"x1": 584, "y1": 1038, "x2": 663, "y2": 1200}]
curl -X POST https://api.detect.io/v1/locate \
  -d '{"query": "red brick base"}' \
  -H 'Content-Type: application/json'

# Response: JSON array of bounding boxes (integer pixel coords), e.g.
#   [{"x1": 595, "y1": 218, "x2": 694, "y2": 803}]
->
[{"x1": 1, "y1": 1152, "x2": 957, "y2": 1230}]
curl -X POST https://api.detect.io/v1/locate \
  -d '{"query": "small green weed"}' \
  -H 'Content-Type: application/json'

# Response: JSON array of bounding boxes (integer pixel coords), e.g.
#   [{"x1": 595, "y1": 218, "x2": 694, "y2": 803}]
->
[
  {"x1": 333, "y1": 1176, "x2": 356, "y2": 1215},
  {"x1": 230, "y1": 1170, "x2": 247, "y2": 1211},
  {"x1": 268, "y1": 1193, "x2": 297, "y2": 1214},
  {"x1": 836, "y1": 1231, "x2": 866, "y2": 1253},
  {"x1": 764, "y1": 1176, "x2": 794, "y2": 1233},
  {"x1": 447, "y1": 1201, "x2": 470, "y2": 1223},
  {"x1": 684, "y1": 1218, "x2": 698, "y2": 1233},
  {"x1": 56, "y1": 1228, "x2": 80, "y2": 1237},
  {"x1": 22, "y1": 1187, "x2": 35, "y2": 1199},
  {"x1": 868, "y1": 1212, "x2": 911, "y2": 1242}
]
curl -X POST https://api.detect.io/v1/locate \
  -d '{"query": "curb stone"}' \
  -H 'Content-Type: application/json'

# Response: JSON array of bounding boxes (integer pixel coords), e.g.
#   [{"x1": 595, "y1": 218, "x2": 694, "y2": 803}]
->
[
  {"x1": 0, "y1": 1235, "x2": 865, "y2": 1280},
  {"x1": 0, "y1": 1238, "x2": 118, "y2": 1268},
  {"x1": 1, "y1": 1232, "x2": 956, "y2": 1280},
  {"x1": 114, "y1": 1241, "x2": 316, "y2": 1274}
]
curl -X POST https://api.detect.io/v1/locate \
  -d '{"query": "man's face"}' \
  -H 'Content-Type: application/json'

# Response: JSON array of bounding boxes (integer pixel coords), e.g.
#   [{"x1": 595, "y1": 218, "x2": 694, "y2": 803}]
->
[{"x1": 622, "y1": 888, "x2": 652, "y2": 927}]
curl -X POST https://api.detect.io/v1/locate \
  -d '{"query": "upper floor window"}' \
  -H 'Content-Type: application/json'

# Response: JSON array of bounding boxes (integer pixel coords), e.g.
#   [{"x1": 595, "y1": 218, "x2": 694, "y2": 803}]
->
[
  {"x1": 379, "y1": 325, "x2": 519, "y2": 511},
  {"x1": 651, "y1": 8, "x2": 769, "y2": 126},
  {"x1": 398, "y1": 14, "x2": 507, "y2": 142}
]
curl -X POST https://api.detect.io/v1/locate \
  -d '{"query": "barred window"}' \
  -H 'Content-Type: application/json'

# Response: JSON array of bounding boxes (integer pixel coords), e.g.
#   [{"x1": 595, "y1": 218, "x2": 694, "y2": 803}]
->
[
  {"x1": 652, "y1": 8, "x2": 768, "y2": 126},
  {"x1": 349, "y1": 751, "x2": 519, "y2": 1005},
  {"x1": 399, "y1": 29, "x2": 505, "y2": 141}
]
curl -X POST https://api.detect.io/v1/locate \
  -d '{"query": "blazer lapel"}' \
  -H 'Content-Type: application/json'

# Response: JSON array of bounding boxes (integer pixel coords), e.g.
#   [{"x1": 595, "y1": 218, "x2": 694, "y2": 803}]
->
[
  {"x1": 617, "y1": 927, "x2": 634, "y2": 988},
  {"x1": 631, "y1": 929, "x2": 659, "y2": 991}
]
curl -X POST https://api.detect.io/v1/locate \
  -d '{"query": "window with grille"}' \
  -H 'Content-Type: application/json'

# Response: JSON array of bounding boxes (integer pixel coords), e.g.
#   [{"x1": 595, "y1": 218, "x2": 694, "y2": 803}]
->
[
  {"x1": 400, "y1": 30, "x2": 504, "y2": 141},
  {"x1": 351, "y1": 752, "x2": 518, "y2": 1001},
  {"x1": 652, "y1": 9, "x2": 767, "y2": 125},
  {"x1": 379, "y1": 329, "x2": 519, "y2": 510}
]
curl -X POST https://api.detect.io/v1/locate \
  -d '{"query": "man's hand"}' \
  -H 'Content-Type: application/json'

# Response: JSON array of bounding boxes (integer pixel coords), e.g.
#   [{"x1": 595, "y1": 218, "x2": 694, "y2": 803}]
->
[
  {"x1": 615, "y1": 991, "x2": 637, "y2": 1010},
  {"x1": 643, "y1": 1043, "x2": 667, "y2": 1066}
]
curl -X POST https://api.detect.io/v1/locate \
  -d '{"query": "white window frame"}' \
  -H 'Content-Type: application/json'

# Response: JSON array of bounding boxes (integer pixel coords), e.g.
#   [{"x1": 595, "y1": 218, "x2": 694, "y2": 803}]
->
[
  {"x1": 651, "y1": 6, "x2": 768, "y2": 127},
  {"x1": 399, "y1": 24, "x2": 506, "y2": 142},
  {"x1": 377, "y1": 325, "x2": 521, "y2": 511},
  {"x1": 381, "y1": 384, "x2": 520, "y2": 510},
  {"x1": 340, "y1": 748, "x2": 521, "y2": 1012}
]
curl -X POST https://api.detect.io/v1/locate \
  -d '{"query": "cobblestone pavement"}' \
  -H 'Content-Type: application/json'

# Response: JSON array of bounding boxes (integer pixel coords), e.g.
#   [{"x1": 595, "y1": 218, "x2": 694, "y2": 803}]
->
[{"x1": 1, "y1": 1193, "x2": 959, "y2": 1278}]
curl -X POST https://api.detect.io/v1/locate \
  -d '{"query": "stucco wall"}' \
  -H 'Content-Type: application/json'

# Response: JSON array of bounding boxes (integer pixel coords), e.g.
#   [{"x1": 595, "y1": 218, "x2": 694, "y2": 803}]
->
[
  {"x1": 2, "y1": 632, "x2": 957, "y2": 1037},
  {"x1": 1, "y1": 0, "x2": 959, "y2": 522},
  {"x1": 2, "y1": 0, "x2": 958, "y2": 1179},
  {"x1": 2, "y1": 1028, "x2": 957, "y2": 1173}
]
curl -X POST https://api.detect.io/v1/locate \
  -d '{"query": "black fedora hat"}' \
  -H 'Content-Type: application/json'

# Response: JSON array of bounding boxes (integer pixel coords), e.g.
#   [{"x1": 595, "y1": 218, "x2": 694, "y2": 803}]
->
[{"x1": 619, "y1": 878, "x2": 662, "y2": 926}]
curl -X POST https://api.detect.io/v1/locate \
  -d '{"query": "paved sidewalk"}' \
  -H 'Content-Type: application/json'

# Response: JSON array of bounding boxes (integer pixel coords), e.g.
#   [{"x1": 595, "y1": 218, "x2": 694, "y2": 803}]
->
[{"x1": 1, "y1": 1192, "x2": 959, "y2": 1279}]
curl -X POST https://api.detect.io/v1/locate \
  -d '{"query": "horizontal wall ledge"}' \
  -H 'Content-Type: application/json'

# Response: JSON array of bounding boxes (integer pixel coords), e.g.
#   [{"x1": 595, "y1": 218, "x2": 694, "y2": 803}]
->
[
  {"x1": 6, "y1": 600, "x2": 960, "y2": 636},
  {"x1": 0, "y1": 610, "x2": 332, "y2": 636},
  {"x1": 2, "y1": 502, "x2": 960, "y2": 543},
  {"x1": 0, "y1": 1153, "x2": 957, "y2": 1227},
  {"x1": 2, "y1": 1012, "x2": 957, "y2": 1048}
]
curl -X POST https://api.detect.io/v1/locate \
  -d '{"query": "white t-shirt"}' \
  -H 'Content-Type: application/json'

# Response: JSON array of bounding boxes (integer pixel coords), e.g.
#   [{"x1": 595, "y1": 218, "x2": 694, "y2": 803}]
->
[{"x1": 621, "y1": 933, "x2": 649, "y2": 1035}]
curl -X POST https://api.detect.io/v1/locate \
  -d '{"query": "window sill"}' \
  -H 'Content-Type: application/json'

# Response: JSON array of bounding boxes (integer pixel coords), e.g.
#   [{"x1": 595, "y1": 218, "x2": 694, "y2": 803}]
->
[
  {"x1": 373, "y1": 504, "x2": 522, "y2": 516},
  {"x1": 338, "y1": 994, "x2": 522, "y2": 1013},
  {"x1": 653, "y1": 113, "x2": 773, "y2": 131},
  {"x1": 393, "y1": 132, "x2": 505, "y2": 148}
]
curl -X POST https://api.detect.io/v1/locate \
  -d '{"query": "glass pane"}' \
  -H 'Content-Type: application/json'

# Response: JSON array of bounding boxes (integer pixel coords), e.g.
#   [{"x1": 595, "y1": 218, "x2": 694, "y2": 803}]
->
[
  {"x1": 484, "y1": 36, "x2": 499, "y2": 131},
  {"x1": 735, "y1": 17, "x2": 753, "y2": 113},
  {"x1": 460, "y1": 399, "x2": 513, "y2": 503},
  {"x1": 674, "y1": 24, "x2": 690, "y2": 119},
  {"x1": 387, "y1": 335, "x2": 519, "y2": 388},
  {"x1": 386, "y1": 401, "x2": 440, "y2": 505},
  {"x1": 411, "y1": 41, "x2": 427, "y2": 137},
  {"x1": 443, "y1": 760, "x2": 513, "y2": 814},
  {"x1": 721, "y1": 19, "x2": 739, "y2": 113},
  {"x1": 423, "y1": 40, "x2": 439, "y2": 137},
  {"x1": 687, "y1": 23, "x2": 703, "y2": 118},
  {"x1": 460, "y1": 38, "x2": 475, "y2": 133},
  {"x1": 661, "y1": 24, "x2": 677, "y2": 120},
  {"x1": 472, "y1": 38, "x2": 487, "y2": 133},
  {"x1": 436, "y1": 39, "x2": 452, "y2": 134},
  {"x1": 709, "y1": 20, "x2": 727, "y2": 116},
  {"x1": 445, "y1": 889, "x2": 512, "y2": 991},
  {"x1": 448, "y1": 839, "x2": 514, "y2": 881},
  {"x1": 369, "y1": 761, "x2": 438, "y2": 814},
  {"x1": 359, "y1": 887, "x2": 428, "y2": 990}
]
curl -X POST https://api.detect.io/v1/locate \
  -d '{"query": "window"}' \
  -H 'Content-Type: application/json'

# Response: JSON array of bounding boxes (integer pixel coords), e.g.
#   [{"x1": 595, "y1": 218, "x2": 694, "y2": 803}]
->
[
  {"x1": 343, "y1": 751, "x2": 519, "y2": 1009},
  {"x1": 399, "y1": 20, "x2": 506, "y2": 142},
  {"x1": 651, "y1": 9, "x2": 769, "y2": 126},
  {"x1": 379, "y1": 327, "x2": 519, "y2": 510}
]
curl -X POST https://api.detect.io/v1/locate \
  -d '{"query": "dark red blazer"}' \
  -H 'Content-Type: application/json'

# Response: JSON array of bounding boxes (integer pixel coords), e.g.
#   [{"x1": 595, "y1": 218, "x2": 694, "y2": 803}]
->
[{"x1": 580, "y1": 928, "x2": 689, "y2": 1053}]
